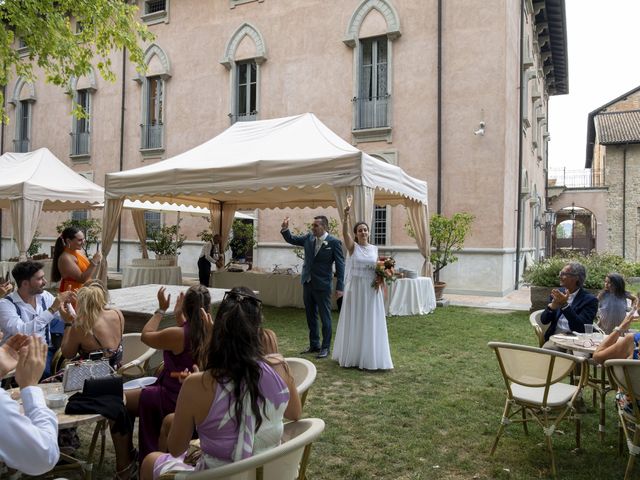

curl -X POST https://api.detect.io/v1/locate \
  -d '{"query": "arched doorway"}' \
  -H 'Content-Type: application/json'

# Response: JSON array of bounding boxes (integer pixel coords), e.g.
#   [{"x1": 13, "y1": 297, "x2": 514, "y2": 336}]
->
[{"x1": 553, "y1": 204, "x2": 596, "y2": 255}]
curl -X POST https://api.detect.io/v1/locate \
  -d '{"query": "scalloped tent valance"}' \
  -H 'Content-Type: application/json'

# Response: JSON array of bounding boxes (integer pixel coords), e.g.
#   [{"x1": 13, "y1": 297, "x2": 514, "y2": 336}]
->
[{"x1": 101, "y1": 113, "x2": 431, "y2": 276}]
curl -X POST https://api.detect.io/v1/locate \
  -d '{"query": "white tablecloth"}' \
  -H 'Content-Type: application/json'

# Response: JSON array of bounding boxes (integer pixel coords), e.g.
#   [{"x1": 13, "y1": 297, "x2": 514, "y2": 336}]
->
[
  {"x1": 0, "y1": 259, "x2": 53, "y2": 283},
  {"x1": 386, "y1": 277, "x2": 437, "y2": 316},
  {"x1": 121, "y1": 265, "x2": 182, "y2": 288}
]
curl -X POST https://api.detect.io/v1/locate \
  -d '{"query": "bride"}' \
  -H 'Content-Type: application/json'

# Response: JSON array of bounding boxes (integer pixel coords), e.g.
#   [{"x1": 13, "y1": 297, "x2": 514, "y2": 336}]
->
[{"x1": 331, "y1": 199, "x2": 393, "y2": 370}]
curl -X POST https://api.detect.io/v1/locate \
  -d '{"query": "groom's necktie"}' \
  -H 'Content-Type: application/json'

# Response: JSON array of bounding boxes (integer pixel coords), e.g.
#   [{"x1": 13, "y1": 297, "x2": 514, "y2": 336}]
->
[{"x1": 314, "y1": 237, "x2": 322, "y2": 255}]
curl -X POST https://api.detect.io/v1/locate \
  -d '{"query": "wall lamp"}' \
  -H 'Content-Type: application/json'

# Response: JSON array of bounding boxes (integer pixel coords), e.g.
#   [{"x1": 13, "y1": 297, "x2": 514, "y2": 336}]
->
[{"x1": 534, "y1": 209, "x2": 556, "y2": 230}]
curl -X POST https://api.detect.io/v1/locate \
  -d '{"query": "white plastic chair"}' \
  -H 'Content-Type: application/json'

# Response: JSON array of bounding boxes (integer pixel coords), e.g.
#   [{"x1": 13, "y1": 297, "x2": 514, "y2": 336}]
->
[
  {"x1": 488, "y1": 341, "x2": 588, "y2": 477},
  {"x1": 605, "y1": 359, "x2": 640, "y2": 480},
  {"x1": 529, "y1": 309, "x2": 549, "y2": 347},
  {"x1": 285, "y1": 357, "x2": 317, "y2": 409},
  {"x1": 159, "y1": 418, "x2": 325, "y2": 480},
  {"x1": 117, "y1": 333, "x2": 156, "y2": 378}
]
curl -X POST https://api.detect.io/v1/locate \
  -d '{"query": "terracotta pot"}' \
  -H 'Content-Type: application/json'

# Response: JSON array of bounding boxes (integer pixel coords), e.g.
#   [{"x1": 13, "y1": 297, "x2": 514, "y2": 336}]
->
[{"x1": 434, "y1": 281, "x2": 447, "y2": 301}]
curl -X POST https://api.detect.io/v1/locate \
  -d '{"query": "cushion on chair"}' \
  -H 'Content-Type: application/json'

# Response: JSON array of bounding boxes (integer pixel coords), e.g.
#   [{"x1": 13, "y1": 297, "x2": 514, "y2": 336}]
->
[{"x1": 511, "y1": 382, "x2": 579, "y2": 407}]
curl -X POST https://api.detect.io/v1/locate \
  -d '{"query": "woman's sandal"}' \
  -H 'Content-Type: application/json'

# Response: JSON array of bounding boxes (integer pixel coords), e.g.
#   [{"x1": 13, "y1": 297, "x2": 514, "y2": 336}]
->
[{"x1": 115, "y1": 449, "x2": 139, "y2": 480}]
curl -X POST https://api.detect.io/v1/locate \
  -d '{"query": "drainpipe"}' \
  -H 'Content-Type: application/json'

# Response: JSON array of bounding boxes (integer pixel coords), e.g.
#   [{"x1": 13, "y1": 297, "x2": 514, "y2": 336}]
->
[
  {"x1": 623, "y1": 144, "x2": 627, "y2": 258},
  {"x1": 514, "y1": 0, "x2": 525, "y2": 290},
  {"x1": 116, "y1": 48, "x2": 127, "y2": 272},
  {"x1": 0, "y1": 85, "x2": 5, "y2": 261},
  {"x1": 436, "y1": 0, "x2": 442, "y2": 216}
]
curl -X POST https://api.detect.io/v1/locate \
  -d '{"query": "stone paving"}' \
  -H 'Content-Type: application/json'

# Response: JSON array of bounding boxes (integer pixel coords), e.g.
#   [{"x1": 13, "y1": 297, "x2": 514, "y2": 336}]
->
[{"x1": 445, "y1": 286, "x2": 531, "y2": 311}]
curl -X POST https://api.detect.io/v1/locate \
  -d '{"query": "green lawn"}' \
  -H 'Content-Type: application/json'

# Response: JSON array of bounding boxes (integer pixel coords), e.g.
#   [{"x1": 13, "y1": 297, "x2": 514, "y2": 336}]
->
[{"x1": 71, "y1": 305, "x2": 630, "y2": 479}]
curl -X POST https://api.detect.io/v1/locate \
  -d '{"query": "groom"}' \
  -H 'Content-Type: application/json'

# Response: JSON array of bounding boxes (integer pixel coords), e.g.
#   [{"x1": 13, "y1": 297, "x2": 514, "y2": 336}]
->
[{"x1": 281, "y1": 215, "x2": 344, "y2": 358}]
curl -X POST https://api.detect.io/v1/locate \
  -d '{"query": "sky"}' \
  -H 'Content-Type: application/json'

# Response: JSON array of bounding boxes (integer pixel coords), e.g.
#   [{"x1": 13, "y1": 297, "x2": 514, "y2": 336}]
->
[{"x1": 548, "y1": 0, "x2": 640, "y2": 171}]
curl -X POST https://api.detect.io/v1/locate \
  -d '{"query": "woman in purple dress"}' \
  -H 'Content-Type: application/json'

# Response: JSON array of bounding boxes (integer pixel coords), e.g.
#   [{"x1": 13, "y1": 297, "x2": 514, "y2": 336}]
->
[
  {"x1": 140, "y1": 286, "x2": 301, "y2": 480},
  {"x1": 125, "y1": 285, "x2": 212, "y2": 464}
]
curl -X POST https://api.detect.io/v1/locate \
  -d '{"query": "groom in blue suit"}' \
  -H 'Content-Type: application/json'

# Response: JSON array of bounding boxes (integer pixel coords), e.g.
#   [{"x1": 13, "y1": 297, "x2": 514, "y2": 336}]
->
[{"x1": 281, "y1": 215, "x2": 344, "y2": 358}]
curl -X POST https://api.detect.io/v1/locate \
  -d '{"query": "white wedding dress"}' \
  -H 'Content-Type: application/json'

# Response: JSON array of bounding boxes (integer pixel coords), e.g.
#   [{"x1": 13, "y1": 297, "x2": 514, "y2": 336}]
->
[{"x1": 332, "y1": 243, "x2": 393, "y2": 370}]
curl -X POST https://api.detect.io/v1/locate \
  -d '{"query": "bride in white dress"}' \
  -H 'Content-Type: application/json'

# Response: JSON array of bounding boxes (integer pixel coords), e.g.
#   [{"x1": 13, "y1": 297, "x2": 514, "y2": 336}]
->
[{"x1": 332, "y1": 202, "x2": 393, "y2": 370}]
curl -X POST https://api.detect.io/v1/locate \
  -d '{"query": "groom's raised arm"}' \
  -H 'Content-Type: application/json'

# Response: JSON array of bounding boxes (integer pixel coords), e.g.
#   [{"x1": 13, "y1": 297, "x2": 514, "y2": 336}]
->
[{"x1": 280, "y1": 218, "x2": 306, "y2": 246}]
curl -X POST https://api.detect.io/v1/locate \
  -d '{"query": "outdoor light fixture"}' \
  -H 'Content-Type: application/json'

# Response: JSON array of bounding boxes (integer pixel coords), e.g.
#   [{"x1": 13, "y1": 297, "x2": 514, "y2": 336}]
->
[
  {"x1": 568, "y1": 202, "x2": 577, "y2": 220},
  {"x1": 534, "y1": 209, "x2": 556, "y2": 230}
]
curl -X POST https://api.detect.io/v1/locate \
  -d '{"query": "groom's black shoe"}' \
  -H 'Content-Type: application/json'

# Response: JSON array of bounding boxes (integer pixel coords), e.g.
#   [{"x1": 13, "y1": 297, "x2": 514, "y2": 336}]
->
[
  {"x1": 300, "y1": 346, "x2": 321, "y2": 355},
  {"x1": 316, "y1": 348, "x2": 329, "y2": 359}
]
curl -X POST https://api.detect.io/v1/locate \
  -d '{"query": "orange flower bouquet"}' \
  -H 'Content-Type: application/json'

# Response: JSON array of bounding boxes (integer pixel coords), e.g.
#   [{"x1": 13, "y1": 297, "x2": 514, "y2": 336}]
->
[{"x1": 372, "y1": 256, "x2": 396, "y2": 290}]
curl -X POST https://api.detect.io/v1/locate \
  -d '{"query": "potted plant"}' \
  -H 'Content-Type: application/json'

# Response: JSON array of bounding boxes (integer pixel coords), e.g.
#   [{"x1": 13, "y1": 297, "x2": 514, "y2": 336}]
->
[
  {"x1": 229, "y1": 219, "x2": 255, "y2": 262},
  {"x1": 146, "y1": 222, "x2": 186, "y2": 265},
  {"x1": 427, "y1": 212, "x2": 474, "y2": 300}
]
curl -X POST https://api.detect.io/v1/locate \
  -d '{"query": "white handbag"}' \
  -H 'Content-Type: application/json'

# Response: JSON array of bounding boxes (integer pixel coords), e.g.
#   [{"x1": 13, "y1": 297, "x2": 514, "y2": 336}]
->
[{"x1": 62, "y1": 359, "x2": 114, "y2": 392}]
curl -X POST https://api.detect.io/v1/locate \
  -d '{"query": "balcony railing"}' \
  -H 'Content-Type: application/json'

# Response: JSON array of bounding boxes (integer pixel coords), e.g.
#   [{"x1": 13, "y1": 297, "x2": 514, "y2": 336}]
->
[
  {"x1": 13, "y1": 139, "x2": 29, "y2": 153},
  {"x1": 352, "y1": 95, "x2": 391, "y2": 130},
  {"x1": 141, "y1": 123, "x2": 163, "y2": 150},
  {"x1": 229, "y1": 111, "x2": 258, "y2": 125},
  {"x1": 548, "y1": 168, "x2": 604, "y2": 188},
  {"x1": 70, "y1": 132, "x2": 90, "y2": 156}
]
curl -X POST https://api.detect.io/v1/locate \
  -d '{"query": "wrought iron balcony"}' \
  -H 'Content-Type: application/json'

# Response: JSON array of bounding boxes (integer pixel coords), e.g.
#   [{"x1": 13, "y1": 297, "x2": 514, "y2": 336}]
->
[
  {"x1": 352, "y1": 95, "x2": 391, "y2": 130},
  {"x1": 548, "y1": 168, "x2": 605, "y2": 188},
  {"x1": 229, "y1": 111, "x2": 258, "y2": 125},
  {"x1": 70, "y1": 132, "x2": 90, "y2": 156},
  {"x1": 141, "y1": 123, "x2": 164, "y2": 150}
]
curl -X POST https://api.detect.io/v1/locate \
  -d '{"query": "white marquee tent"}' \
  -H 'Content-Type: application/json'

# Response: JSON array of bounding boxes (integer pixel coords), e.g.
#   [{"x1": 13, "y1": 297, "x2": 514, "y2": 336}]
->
[
  {"x1": 102, "y1": 113, "x2": 431, "y2": 276},
  {"x1": 0, "y1": 148, "x2": 104, "y2": 260}
]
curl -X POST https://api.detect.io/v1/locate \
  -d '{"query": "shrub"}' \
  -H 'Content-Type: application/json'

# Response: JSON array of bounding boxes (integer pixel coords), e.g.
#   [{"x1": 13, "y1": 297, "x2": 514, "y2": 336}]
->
[
  {"x1": 147, "y1": 223, "x2": 186, "y2": 256},
  {"x1": 523, "y1": 252, "x2": 638, "y2": 289}
]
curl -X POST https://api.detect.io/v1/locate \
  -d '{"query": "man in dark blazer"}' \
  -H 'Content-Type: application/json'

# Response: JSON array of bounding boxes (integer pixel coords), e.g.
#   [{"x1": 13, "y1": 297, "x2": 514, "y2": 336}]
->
[
  {"x1": 281, "y1": 215, "x2": 344, "y2": 358},
  {"x1": 541, "y1": 261, "x2": 598, "y2": 347}
]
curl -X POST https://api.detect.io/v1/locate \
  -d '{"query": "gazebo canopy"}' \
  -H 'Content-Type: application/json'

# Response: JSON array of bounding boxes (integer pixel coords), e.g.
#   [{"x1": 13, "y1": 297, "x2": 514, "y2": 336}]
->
[
  {"x1": 102, "y1": 113, "x2": 431, "y2": 275},
  {"x1": 0, "y1": 148, "x2": 104, "y2": 259}
]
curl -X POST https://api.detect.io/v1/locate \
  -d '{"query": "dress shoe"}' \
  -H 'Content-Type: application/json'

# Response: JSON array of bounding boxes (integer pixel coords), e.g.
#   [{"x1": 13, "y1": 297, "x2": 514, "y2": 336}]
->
[
  {"x1": 316, "y1": 348, "x2": 329, "y2": 359},
  {"x1": 300, "y1": 346, "x2": 321, "y2": 355}
]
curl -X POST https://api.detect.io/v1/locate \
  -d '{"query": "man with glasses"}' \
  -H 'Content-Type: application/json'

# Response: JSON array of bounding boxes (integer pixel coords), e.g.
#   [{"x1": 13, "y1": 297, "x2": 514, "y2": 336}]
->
[{"x1": 541, "y1": 261, "x2": 598, "y2": 348}]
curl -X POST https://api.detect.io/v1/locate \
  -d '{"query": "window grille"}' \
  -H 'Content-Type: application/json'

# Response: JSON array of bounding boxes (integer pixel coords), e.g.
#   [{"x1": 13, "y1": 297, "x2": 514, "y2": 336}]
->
[
  {"x1": 145, "y1": 211, "x2": 162, "y2": 237},
  {"x1": 372, "y1": 205, "x2": 387, "y2": 246},
  {"x1": 145, "y1": 0, "x2": 166, "y2": 14}
]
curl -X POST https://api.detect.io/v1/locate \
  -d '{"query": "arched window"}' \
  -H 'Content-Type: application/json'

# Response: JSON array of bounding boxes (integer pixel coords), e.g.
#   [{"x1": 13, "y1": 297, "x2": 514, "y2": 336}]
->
[
  {"x1": 10, "y1": 77, "x2": 36, "y2": 152},
  {"x1": 221, "y1": 23, "x2": 267, "y2": 124},
  {"x1": 136, "y1": 44, "x2": 171, "y2": 153},
  {"x1": 344, "y1": 0, "x2": 401, "y2": 143}
]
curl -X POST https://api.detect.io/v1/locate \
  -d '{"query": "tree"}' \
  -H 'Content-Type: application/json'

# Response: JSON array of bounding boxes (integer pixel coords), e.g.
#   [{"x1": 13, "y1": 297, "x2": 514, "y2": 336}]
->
[
  {"x1": 429, "y1": 212, "x2": 474, "y2": 281},
  {"x1": 0, "y1": 0, "x2": 153, "y2": 121}
]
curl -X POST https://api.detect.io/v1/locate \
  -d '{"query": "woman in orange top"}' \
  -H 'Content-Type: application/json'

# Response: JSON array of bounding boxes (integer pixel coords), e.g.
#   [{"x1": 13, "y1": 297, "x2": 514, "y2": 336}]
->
[{"x1": 51, "y1": 226, "x2": 102, "y2": 293}]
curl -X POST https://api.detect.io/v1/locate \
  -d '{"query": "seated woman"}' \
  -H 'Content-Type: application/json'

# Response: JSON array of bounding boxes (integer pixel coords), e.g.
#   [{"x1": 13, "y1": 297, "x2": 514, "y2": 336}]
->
[
  {"x1": 593, "y1": 307, "x2": 640, "y2": 414},
  {"x1": 597, "y1": 273, "x2": 638, "y2": 334},
  {"x1": 140, "y1": 286, "x2": 301, "y2": 480},
  {"x1": 51, "y1": 226, "x2": 102, "y2": 294},
  {"x1": 58, "y1": 283, "x2": 134, "y2": 478},
  {"x1": 60, "y1": 283, "x2": 124, "y2": 369},
  {"x1": 126, "y1": 285, "x2": 212, "y2": 462}
]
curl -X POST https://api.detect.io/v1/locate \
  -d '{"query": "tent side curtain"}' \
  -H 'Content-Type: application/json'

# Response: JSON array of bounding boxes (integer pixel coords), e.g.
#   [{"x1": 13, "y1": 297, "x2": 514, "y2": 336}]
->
[
  {"x1": 98, "y1": 198, "x2": 124, "y2": 283},
  {"x1": 405, "y1": 199, "x2": 432, "y2": 277},
  {"x1": 131, "y1": 209, "x2": 149, "y2": 259},
  {"x1": 11, "y1": 198, "x2": 43, "y2": 261},
  {"x1": 333, "y1": 186, "x2": 375, "y2": 228},
  {"x1": 221, "y1": 204, "x2": 237, "y2": 253}
]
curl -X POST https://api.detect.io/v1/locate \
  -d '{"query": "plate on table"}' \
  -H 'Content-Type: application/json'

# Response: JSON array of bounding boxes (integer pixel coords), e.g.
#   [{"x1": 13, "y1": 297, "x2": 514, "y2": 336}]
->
[{"x1": 123, "y1": 377, "x2": 157, "y2": 391}]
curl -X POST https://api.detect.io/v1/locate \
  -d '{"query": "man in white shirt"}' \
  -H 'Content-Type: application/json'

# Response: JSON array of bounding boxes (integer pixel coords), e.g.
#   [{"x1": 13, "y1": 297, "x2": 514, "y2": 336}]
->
[
  {"x1": 0, "y1": 261, "x2": 74, "y2": 377},
  {"x1": 0, "y1": 333, "x2": 59, "y2": 475},
  {"x1": 197, "y1": 234, "x2": 222, "y2": 287}
]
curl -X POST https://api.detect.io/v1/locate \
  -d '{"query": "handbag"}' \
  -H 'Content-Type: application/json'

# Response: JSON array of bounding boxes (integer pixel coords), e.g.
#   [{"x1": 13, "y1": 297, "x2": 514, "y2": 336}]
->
[
  {"x1": 62, "y1": 359, "x2": 114, "y2": 392},
  {"x1": 82, "y1": 375, "x2": 123, "y2": 397}
]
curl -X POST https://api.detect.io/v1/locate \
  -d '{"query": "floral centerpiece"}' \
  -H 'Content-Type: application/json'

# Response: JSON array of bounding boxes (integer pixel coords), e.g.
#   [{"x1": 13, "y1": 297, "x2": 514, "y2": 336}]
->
[{"x1": 372, "y1": 257, "x2": 396, "y2": 290}]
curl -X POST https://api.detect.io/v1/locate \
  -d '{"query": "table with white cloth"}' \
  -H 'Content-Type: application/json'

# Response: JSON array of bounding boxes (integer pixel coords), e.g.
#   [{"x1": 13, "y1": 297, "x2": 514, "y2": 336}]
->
[
  {"x1": 109, "y1": 284, "x2": 227, "y2": 333},
  {"x1": 121, "y1": 265, "x2": 182, "y2": 288},
  {"x1": 211, "y1": 271, "x2": 338, "y2": 309},
  {"x1": 386, "y1": 276, "x2": 437, "y2": 316}
]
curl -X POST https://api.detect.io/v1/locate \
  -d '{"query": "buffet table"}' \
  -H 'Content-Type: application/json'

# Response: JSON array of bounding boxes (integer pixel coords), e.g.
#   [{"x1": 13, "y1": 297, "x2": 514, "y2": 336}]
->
[
  {"x1": 386, "y1": 276, "x2": 437, "y2": 316},
  {"x1": 121, "y1": 265, "x2": 182, "y2": 288}
]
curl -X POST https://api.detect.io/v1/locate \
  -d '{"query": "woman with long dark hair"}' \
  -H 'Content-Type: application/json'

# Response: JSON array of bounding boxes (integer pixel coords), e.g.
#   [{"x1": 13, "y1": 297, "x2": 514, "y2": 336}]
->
[
  {"x1": 140, "y1": 287, "x2": 301, "y2": 480},
  {"x1": 597, "y1": 272, "x2": 637, "y2": 334},
  {"x1": 51, "y1": 226, "x2": 102, "y2": 293},
  {"x1": 125, "y1": 285, "x2": 213, "y2": 463}
]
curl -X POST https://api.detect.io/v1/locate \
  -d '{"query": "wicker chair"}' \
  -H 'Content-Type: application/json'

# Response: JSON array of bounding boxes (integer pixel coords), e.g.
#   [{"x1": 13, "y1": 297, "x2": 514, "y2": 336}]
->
[
  {"x1": 528, "y1": 309, "x2": 549, "y2": 347},
  {"x1": 284, "y1": 357, "x2": 317, "y2": 409},
  {"x1": 488, "y1": 341, "x2": 588, "y2": 477},
  {"x1": 117, "y1": 333, "x2": 156, "y2": 378}
]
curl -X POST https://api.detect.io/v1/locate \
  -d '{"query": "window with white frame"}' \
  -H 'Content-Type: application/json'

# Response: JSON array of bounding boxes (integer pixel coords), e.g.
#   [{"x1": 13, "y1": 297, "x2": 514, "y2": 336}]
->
[
  {"x1": 145, "y1": 211, "x2": 162, "y2": 237},
  {"x1": 355, "y1": 36, "x2": 390, "y2": 130},
  {"x1": 371, "y1": 205, "x2": 387, "y2": 246},
  {"x1": 71, "y1": 210, "x2": 88, "y2": 221},
  {"x1": 234, "y1": 61, "x2": 257, "y2": 123},
  {"x1": 14, "y1": 100, "x2": 31, "y2": 152},
  {"x1": 142, "y1": 76, "x2": 164, "y2": 150},
  {"x1": 71, "y1": 89, "x2": 91, "y2": 156}
]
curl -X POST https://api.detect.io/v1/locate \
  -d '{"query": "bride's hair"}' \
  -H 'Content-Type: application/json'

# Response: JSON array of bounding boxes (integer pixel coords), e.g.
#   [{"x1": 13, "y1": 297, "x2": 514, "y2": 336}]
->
[{"x1": 353, "y1": 221, "x2": 369, "y2": 235}]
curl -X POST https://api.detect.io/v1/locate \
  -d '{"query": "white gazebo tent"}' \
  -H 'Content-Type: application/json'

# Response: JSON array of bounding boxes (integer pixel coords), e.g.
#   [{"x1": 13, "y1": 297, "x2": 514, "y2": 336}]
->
[
  {"x1": 0, "y1": 148, "x2": 104, "y2": 259},
  {"x1": 102, "y1": 113, "x2": 430, "y2": 277}
]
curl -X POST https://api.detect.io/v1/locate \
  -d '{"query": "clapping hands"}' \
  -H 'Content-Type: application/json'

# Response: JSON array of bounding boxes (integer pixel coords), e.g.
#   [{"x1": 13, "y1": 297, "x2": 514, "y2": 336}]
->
[
  {"x1": 157, "y1": 286, "x2": 171, "y2": 311},
  {"x1": 0, "y1": 333, "x2": 28, "y2": 377}
]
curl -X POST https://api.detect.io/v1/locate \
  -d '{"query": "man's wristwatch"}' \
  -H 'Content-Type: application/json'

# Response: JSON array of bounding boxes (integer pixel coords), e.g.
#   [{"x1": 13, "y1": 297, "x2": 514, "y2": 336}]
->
[{"x1": 154, "y1": 308, "x2": 166, "y2": 315}]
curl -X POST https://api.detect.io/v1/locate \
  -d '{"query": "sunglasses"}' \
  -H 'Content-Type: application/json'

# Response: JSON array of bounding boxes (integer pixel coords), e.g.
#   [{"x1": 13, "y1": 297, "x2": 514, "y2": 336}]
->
[
  {"x1": 558, "y1": 272, "x2": 577, "y2": 278},
  {"x1": 223, "y1": 291, "x2": 262, "y2": 306}
]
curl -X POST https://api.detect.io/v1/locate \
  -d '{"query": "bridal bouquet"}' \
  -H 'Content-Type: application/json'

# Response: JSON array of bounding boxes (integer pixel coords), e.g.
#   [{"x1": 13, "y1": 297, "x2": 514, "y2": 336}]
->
[{"x1": 372, "y1": 256, "x2": 396, "y2": 290}]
